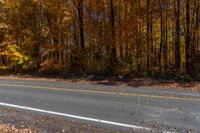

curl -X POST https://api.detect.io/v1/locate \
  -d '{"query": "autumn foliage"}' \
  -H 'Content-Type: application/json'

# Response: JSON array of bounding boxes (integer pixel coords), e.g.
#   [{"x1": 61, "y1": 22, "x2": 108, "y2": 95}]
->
[{"x1": 0, "y1": 0, "x2": 199, "y2": 79}]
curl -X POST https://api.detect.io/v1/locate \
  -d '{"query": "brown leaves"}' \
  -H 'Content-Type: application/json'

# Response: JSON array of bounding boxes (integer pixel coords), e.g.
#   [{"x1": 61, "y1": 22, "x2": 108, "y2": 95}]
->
[
  {"x1": 0, "y1": 123, "x2": 38, "y2": 133},
  {"x1": 0, "y1": 108, "x2": 113, "y2": 133}
]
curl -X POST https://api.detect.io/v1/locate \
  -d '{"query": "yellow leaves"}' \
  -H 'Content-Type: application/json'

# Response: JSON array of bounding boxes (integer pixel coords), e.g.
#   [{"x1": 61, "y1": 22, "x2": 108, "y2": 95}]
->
[
  {"x1": 2, "y1": 43, "x2": 27, "y2": 60},
  {"x1": 0, "y1": 23, "x2": 8, "y2": 29},
  {"x1": 0, "y1": 66, "x2": 11, "y2": 70},
  {"x1": 42, "y1": 26, "x2": 51, "y2": 38},
  {"x1": 0, "y1": 35, "x2": 30, "y2": 68}
]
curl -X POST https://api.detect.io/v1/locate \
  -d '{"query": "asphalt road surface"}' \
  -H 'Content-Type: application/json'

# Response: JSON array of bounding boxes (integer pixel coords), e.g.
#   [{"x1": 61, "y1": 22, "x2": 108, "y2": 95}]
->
[{"x1": 0, "y1": 78, "x2": 199, "y2": 132}]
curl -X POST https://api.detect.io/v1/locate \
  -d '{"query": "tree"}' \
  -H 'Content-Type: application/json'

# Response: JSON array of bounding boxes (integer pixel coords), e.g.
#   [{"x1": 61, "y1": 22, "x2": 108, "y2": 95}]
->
[
  {"x1": 109, "y1": 0, "x2": 117, "y2": 65},
  {"x1": 185, "y1": 0, "x2": 190, "y2": 73},
  {"x1": 0, "y1": 0, "x2": 199, "y2": 79},
  {"x1": 174, "y1": 0, "x2": 181, "y2": 71}
]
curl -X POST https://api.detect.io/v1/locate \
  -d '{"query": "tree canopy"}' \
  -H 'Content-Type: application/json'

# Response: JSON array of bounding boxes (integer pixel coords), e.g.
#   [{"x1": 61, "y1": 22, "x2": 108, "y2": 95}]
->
[{"x1": 0, "y1": 0, "x2": 199, "y2": 79}]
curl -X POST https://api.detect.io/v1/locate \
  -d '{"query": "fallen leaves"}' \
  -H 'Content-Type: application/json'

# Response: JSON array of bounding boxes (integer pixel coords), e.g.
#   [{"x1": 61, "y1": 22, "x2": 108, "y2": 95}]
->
[
  {"x1": 0, "y1": 108, "x2": 113, "y2": 133},
  {"x1": 0, "y1": 123, "x2": 38, "y2": 133}
]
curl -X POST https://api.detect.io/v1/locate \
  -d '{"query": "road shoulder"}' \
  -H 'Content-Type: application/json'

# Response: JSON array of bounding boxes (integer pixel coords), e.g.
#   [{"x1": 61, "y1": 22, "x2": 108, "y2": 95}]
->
[{"x1": 0, "y1": 74, "x2": 199, "y2": 92}]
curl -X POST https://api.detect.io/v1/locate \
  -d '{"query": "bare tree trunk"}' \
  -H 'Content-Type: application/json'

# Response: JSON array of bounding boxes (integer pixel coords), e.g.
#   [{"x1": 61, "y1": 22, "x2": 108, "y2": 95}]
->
[
  {"x1": 146, "y1": 0, "x2": 150, "y2": 71},
  {"x1": 193, "y1": 0, "x2": 200, "y2": 58},
  {"x1": 159, "y1": 0, "x2": 164, "y2": 71},
  {"x1": 174, "y1": 0, "x2": 181, "y2": 71},
  {"x1": 185, "y1": 0, "x2": 190, "y2": 73},
  {"x1": 78, "y1": 0, "x2": 84, "y2": 50},
  {"x1": 164, "y1": 6, "x2": 168, "y2": 71},
  {"x1": 196, "y1": 0, "x2": 200, "y2": 53},
  {"x1": 77, "y1": 0, "x2": 85, "y2": 71},
  {"x1": 109, "y1": 0, "x2": 117, "y2": 65},
  {"x1": 35, "y1": 0, "x2": 44, "y2": 70}
]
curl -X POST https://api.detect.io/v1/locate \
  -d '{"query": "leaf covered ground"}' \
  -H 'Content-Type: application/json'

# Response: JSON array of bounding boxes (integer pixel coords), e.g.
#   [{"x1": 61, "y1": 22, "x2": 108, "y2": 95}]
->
[
  {"x1": 0, "y1": 108, "x2": 113, "y2": 133},
  {"x1": 0, "y1": 108, "x2": 154, "y2": 133}
]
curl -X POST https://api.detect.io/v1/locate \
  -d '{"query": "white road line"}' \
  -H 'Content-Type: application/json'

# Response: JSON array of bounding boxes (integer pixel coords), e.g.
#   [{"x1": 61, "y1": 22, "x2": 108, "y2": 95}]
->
[{"x1": 0, "y1": 102, "x2": 151, "y2": 131}]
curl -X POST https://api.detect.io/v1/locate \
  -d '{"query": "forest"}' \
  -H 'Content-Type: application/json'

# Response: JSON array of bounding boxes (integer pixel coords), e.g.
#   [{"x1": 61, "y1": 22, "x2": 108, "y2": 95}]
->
[{"x1": 0, "y1": 0, "x2": 199, "y2": 80}]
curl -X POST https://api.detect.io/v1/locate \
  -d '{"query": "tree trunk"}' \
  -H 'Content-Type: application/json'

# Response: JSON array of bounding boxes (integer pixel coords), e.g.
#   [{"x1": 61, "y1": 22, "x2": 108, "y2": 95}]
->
[
  {"x1": 185, "y1": 0, "x2": 190, "y2": 73},
  {"x1": 77, "y1": 0, "x2": 85, "y2": 71},
  {"x1": 109, "y1": 0, "x2": 116, "y2": 65},
  {"x1": 164, "y1": 6, "x2": 168, "y2": 71},
  {"x1": 146, "y1": 0, "x2": 150, "y2": 71},
  {"x1": 175, "y1": 0, "x2": 181, "y2": 71},
  {"x1": 159, "y1": 0, "x2": 164, "y2": 71},
  {"x1": 78, "y1": 0, "x2": 85, "y2": 50}
]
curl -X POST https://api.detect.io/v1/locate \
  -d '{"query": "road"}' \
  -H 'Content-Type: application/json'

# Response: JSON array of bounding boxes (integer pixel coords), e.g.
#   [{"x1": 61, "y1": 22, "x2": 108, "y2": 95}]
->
[{"x1": 0, "y1": 78, "x2": 199, "y2": 132}]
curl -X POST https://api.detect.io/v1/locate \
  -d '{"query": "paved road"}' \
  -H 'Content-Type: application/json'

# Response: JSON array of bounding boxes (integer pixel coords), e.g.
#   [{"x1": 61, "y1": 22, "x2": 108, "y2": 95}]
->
[{"x1": 0, "y1": 78, "x2": 199, "y2": 132}]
